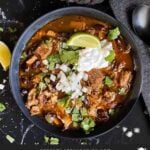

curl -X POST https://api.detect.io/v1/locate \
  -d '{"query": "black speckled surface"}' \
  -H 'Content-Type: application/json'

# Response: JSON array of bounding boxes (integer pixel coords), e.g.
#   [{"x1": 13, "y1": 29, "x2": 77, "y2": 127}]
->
[{"x1": 0, "y1": 0, "x2": 150, "y2": 148}]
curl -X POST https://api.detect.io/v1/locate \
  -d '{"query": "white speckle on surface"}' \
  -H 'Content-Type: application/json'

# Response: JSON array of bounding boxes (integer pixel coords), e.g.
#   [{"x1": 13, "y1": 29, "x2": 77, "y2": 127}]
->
[
  {"x1": 126, "y1": 131, "x2": 133, "y2": 138},
  {"x1": 0, "y1": 84, "x2": 5, "y2": 90},
  {"x1": 0, "y1": 8, "x2": 7, "y2": 19},
  {"x1": 134, "y1": 128, "x2": 140, "y2": 134},
  {"x1": 2, "y1": 79, "x2": 6, "y2": 84},
  {"x1": 137, "y1": 147, "x2": 147, "y2": 150},
  {"x1": 122, "y1": 127, "x2": 128, "y2": 132}
]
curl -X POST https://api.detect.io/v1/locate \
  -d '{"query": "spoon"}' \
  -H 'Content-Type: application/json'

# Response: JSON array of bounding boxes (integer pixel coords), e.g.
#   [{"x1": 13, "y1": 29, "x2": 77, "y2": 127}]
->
[{"x1": 132, "y1": 5, "x2": 150, "y2": 44}]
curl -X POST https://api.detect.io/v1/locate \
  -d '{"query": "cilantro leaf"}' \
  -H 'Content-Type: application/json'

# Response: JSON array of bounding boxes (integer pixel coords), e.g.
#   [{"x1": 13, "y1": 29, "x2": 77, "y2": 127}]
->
[
  {"x1": 118, "y1": 87, "x2": 126, "y2": 95},
  {"x1": 50, "y1": 137, "x2": 59, "y2": 145},
  {"x1": 0, "y1": 103, "x2": 6, "y2": 112},
  {"x1": 105, "y1": 50, "x2": 115, "y2": 62},
  {"x1": 60, "y1": 50, "x2": 79, "y2": 65},
  {"x1": 80, "y1": 107, "x2": 88, "y2": 117},
  {"x1": 81, "y1": 117, "x2": 95, "y2": 134},
  {"x1": 107, "y1": 27, "x2": 120, "y2": 40},
  {"x1": 104, "y1": 76, "x2": 113, "y2": 86}
]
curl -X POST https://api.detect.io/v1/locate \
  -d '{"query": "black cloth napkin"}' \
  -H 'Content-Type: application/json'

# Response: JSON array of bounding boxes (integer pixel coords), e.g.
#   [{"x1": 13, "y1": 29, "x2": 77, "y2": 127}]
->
[{"x1": 109, "y1": 0, "x2": 150, "y2": 117}]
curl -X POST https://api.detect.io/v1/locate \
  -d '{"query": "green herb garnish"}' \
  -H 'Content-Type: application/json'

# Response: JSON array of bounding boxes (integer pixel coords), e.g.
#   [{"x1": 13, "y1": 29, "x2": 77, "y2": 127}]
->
[
  {"x1": 44, "y1": 78, "x2": 50, "y2": 84},
  {"x1": 72, "y1": 122, "x2": 79, "y2": 128},
  {"x1": 44, "y1": 135, "x2": 49, "y2": 144},
  {"x1": 65, "y1": 107, "x2": 72, "y2": 114},
  {"x1": 50, "y1": 137, "x2": 59, "y2": 145},
  {"x1": 118, "y1": 87, "x2": 126, "y2": 95},
  {"x1": 0, "y1": 103, "x2": 6, "y2": 112},
  {"x1": 80, "y1": 107, "x2": 88, "y2": 117},
  {"x1": 104, "y1": 76, "x2": 113, "y2": 86},
  {"x1": 6, "y1": 135, "x2": 15, "y2": 143},
  {"x1": 71, "y1": 107, "x2": 82, "y2": 122},
  {"x1": 47, "y1": 54, "x2": 60, "y2": 70},
  {"x1": 72, "y1": 113, "x2": 82, "y2": 122},
  {"x1": 72, "y1": 107, "x2": 79, "y2": 114},
  {"x1": 107, "y1": 27, "x2": 120, "y2": 40},
  {"x1": 105, "y1": 50, "x2": 115, "y2": 62},
  {"x1": 57, "y1": 96, "x2": 70, "y2": 108},
  {"x1": 21, "y1": 52, "x2": 27, "y2": 60},
  {"x1": 38, "y1": 82, "x2": 46, "y2": 90},
  {"x1": 44, "y1": 136, "x2": 59, "y2": 145},
  {"x1": 108, "y1": 108, "x2": 115, "y2": 115},
  {"x1": 8, "y1": 27, "x2": 17, "y2": 33},
  {"x1": 60, "y1": 50, "x2": 79, "y2": 65},
  {"x1": 81, "y1": 117, "x2": 95, "y2": 134}
]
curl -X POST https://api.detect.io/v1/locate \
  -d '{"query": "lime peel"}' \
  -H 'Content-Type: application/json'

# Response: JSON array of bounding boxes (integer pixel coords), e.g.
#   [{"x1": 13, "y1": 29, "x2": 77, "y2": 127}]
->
[
  {"x1": 67, "y1": 33, "x2": 101, "y2": 49},
  {"x1": 0, "y1": 41, "x2": 11, "y2": 71}
]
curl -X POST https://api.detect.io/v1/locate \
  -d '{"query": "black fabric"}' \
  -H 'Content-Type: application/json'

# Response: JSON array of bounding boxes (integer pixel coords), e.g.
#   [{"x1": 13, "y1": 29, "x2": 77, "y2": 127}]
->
[{"x1": 109, "y1": 0, "x2": 150, "y2": 117}]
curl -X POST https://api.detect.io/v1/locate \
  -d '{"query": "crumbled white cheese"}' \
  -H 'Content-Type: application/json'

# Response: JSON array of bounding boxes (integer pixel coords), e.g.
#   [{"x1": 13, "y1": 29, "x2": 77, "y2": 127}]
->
[
  {"x1": 42, "y1": 59, "x2": 48, "y2": 65},
  {"x1": 50, "y1": 74, "x2": 56, "y2": 82},
  {"x1": 126, "y1": 131, "x2": 133, "y2": 138},
  {"x1": 134, "y1": 128, "x2": 140, "y2": 134},
  {"x1": 0, "y1": 84, "x2": 5, "y2": 90},
  {"x1": 122, "y1": 127, "x2": 128, "y2": 132}
]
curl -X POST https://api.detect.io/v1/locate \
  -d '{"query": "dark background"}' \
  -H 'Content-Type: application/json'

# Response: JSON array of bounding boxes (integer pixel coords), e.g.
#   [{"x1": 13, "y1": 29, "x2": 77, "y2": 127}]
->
[{"x1": 0, "y1": 0, "x2": 150, "y2": 149}]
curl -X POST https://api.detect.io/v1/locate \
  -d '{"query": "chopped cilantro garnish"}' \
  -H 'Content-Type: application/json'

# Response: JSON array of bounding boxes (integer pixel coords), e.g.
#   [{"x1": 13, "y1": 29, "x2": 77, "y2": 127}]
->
[
  {"x1": 44, "y1": 78, "x2": 50, "y2": 84},
  {"x1": 0, "y1": 103, "x2": 6, "y2": 112},
  {"x1": 72, "y1": 122, "x2": 79, "y2": 128},
  {"x1": 38, "y1": 82, "x2": 46, "y2": 90},
  {"x1": 6, "y1": 135, "x2": 15, "y2": 143},
  {"x1": 104, "y1": 76, "x2": 113, "y2": 86},
  {"x1": 60, "y1": 50, "x2": 79, "y2": 65},
  {"x1": 107, "y1": 27, "x2": 120, "y2": 40},
  {"x1": 72, "y1": 113, "x2": 82, "y2": 122},
  {"x1": 44, "y1": 135, "x2": 49, "y2": 144},
  {"x1": 118, "y1": 87, "x2": 126, "y2": 95},
  {"x1": 47, "y1": 54, "x2": 60, "y2": 70},
  {"x1": 80, "y1": 107, "x2": 88, "y2": 117},
  {"x1": 65, "y1": 107, "x2": 72, "y2": 114},
  {"x1": 50, "y1": 137, "x2": 59, "y2": 145},
  {"x1": 105, "y1": 50, "x2": 115, "y2": 62},
  {"x1": 8, "y1": 27, "x2": 17, "y2": 33},
  {"x1": 43, "y1": 39, "x2": 52, "y2": 47},
  {"x1": 72, "y1": 107, "x2": 79, "y2": 114},
  {"x1": 108, "y1": 108, "x2": 115, "y2": 115},
  {"x1": 81, "y1": 117, "x2": 95, "y2": 134},
  {"x1": 21, "y1": 52, "x2": 27, "y2": 60},
  {"x1": 0, "y1": 27, "x2": 4, "y2": 32},
  {"x1": 44, "y1": 136, "x2": 59, "y2": 145},
  {"x1": 57, "y1": 96, "x2": 70, "y2": 108}
]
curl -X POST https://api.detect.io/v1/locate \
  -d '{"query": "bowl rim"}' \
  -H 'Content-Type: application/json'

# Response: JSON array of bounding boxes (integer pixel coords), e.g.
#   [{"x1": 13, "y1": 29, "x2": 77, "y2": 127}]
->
[{"x1": 9, "y1": 6, "x2": 143, "y2": 139}]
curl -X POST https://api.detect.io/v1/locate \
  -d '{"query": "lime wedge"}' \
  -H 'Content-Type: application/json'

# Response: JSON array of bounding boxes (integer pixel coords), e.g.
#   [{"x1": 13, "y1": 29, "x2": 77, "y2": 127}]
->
[
  {"x1": 67, "y1": 33, "x2": 101, "y2": 49},
  {"x1": 0, "y1": 41, "x2": 11, "y2": 71}
]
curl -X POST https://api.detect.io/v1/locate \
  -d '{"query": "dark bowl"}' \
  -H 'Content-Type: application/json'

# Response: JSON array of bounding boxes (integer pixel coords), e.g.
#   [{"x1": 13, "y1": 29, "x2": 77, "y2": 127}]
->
[{"x1": 9, "y1": 7, "x2": 142, "y2": 139}]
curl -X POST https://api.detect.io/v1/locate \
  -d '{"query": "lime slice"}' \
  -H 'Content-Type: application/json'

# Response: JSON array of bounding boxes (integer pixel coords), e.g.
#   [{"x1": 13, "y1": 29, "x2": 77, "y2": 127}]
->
[
  {"x1": 0, "y1": 41, "x2": 11, "y2": 71},
  {"x1": 67, "y1": 33, "x2": 101, "y2": 49}
]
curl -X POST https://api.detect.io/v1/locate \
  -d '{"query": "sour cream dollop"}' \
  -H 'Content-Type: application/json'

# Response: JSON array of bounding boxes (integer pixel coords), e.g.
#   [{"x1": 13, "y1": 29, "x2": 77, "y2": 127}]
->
[{"x1": 77, "y1": 40, "x2": 113, "y2": 72}]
